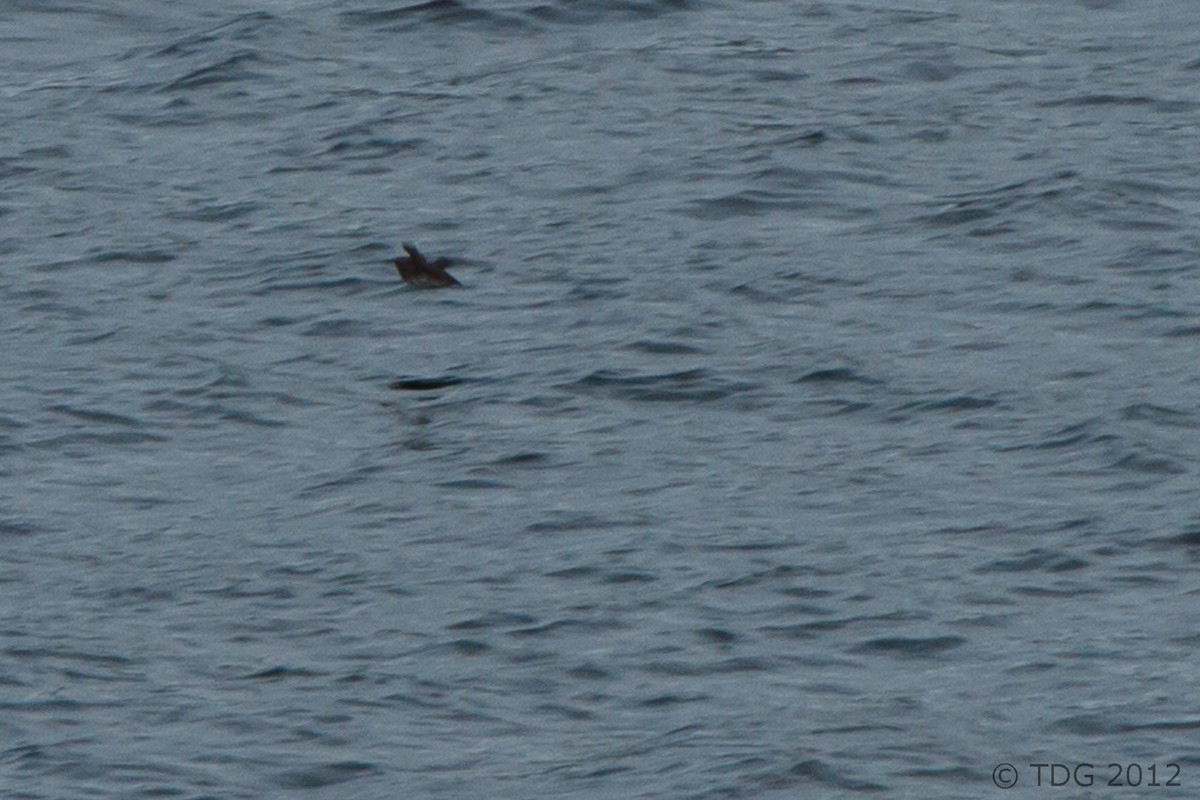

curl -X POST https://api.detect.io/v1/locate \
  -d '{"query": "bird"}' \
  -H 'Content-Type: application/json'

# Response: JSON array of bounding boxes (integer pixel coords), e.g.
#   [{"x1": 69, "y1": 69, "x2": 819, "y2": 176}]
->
[{"x1": 392, "y1": 243, "x2": 461, "y2": 288}]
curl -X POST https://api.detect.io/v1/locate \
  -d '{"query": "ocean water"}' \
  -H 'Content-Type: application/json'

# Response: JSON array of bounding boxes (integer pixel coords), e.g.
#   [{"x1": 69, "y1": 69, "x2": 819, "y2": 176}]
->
[{"x1": 3, "y1": 0, "x2": 1199, "y2": 797}]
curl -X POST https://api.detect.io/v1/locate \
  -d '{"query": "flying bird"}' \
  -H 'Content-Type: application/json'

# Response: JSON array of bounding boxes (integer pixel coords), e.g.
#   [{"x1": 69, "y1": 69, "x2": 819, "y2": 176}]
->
[{"x1": 392, "y1": 243, "x2": 461, "y2": 288}]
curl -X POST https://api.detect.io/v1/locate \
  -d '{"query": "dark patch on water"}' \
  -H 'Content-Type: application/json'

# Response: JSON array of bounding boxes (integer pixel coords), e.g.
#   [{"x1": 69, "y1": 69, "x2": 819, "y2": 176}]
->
[
  {"x1": 1108, "y1": 452, "x2": 1186, "y2": 475},
  {"x1": 161, "y1": 51, "x2": 266, "y2": 92},
  {"x1": 850, "y1": 636, "x2": 966, "y2": 658},
  {"x1": 147, "y1": 11, "x2": 278, "y2": 58},
  {"x1": 243, "y1": 665, "x2": 324, "y2": 680},
  {"x1": 491, "y1": 451, "x2": 550, "y2": 466},
  {"x1": 683, "y1": 191, "x2": 811, "y2": 220},
  {"x1": 447, "y1": 612, "x2": 537, "y2": 630},
  {"x1": 567, "y1": 368, "x2": 756, "y2": 402},
  {"x1": 340, "y1": 0, "x2": 532, "y2": 30},
  {"x1": 92, "y1": 250, "x2": 176, "y2": 264},
  {"x1": 526, "y1": 0, "x2": 692, "y2": 25},
  {"x1": 0, "y1": 520, "x2": 39, "y2": 537},
  {"x1": 275, "y1": 761, "x2": 381, "y2": 789},
  {"x1": 894, "y1": 396, "x2": 998, "y2": 414},
  {"x1": 797, "y1": 367, "x2": 879, "y2": 384},
  {"x1": 389, "y1": 376, "x2": 465, "y2": 391},
  {"x1": 623, "y1": 339, "x2": 703, "y2": 355},
  {"x1": 975, "y1": 549, "x2": 1089, "y2": 574},
  {"x1": 301, "y1": 318, "x2": 372, "y2": 337},
  {"x1": 774, "y1": 759, "x2": 888, "y2": 792},
  {"x1": 47, "y1": 404, "x2": 143, "y2": 427},
  {"x1": 167, "y1": 201, "x2": 261, "y2": 222}
]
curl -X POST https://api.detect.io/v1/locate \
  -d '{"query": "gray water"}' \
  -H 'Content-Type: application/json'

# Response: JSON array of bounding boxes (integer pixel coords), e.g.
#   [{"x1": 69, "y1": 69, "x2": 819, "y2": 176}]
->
[{"x1": 3, "y1": 1, "x2": 1200, "y2": 797}]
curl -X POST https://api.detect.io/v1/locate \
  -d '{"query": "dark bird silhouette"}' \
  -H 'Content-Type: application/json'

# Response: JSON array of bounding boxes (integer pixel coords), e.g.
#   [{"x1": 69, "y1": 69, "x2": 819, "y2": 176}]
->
[{"x1": 393, "y1": 243, "x2": 461, "y2": 288}]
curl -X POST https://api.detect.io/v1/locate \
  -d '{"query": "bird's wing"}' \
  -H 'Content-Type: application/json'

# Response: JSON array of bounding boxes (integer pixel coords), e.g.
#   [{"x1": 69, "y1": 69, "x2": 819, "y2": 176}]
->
[{"x1": 401, "y1": 243, "x2": 427, "y2": 267}]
